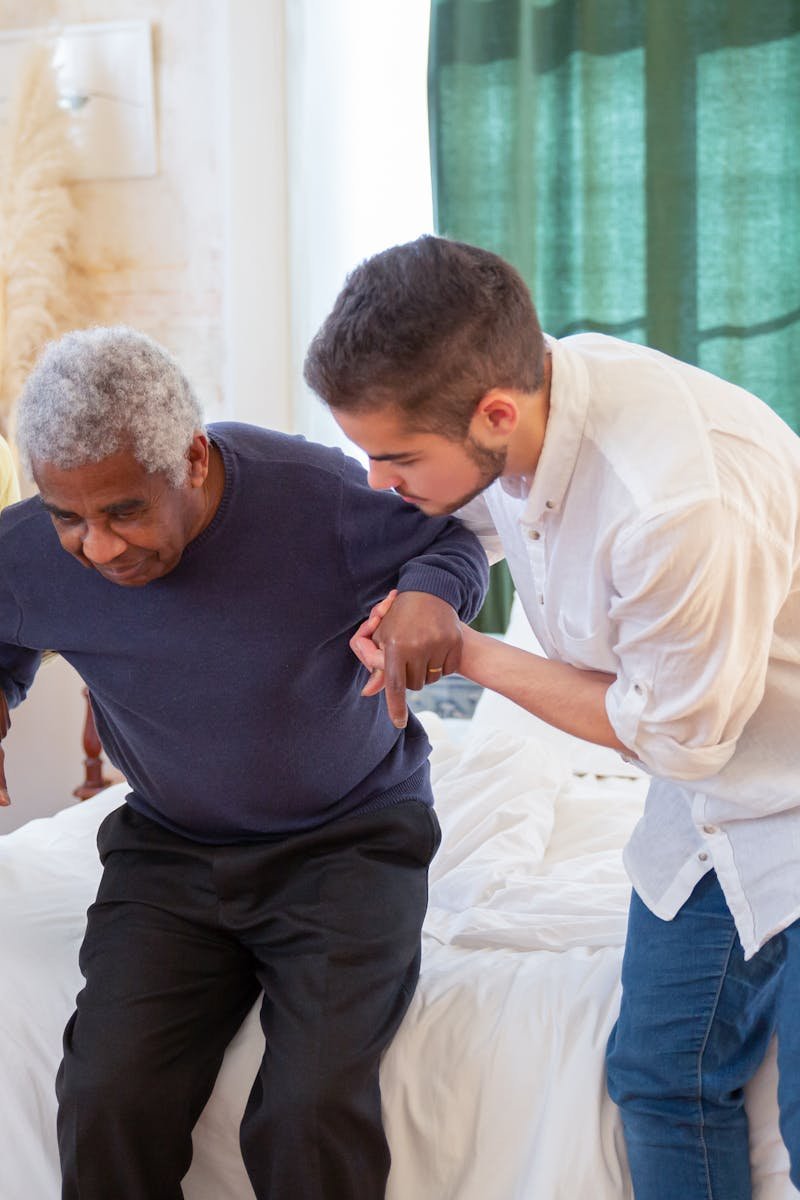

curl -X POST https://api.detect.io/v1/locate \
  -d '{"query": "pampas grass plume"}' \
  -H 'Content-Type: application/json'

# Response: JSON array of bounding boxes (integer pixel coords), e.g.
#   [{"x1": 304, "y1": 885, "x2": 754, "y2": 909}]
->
[{"x1": 0, "y1": 44, "x2": 77, "y2": 439}]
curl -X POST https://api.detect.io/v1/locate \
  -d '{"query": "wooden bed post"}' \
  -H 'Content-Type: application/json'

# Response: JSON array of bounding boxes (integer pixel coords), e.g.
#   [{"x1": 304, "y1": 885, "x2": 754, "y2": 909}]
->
[{"x1": 73, "y1": 687, "x2": 112, "y2": 801}]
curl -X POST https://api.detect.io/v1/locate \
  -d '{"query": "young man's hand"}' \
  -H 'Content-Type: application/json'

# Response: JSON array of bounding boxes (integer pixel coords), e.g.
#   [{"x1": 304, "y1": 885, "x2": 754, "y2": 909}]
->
[{"x1": 350, "y1": 590, "x2": 462, "y2": 728}]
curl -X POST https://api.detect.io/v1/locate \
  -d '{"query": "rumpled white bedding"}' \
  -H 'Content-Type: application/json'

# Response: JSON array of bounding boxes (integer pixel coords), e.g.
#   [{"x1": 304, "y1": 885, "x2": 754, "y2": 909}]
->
[{"x1": 0, "y1": 718, "x2": 793, "y2": 1200}]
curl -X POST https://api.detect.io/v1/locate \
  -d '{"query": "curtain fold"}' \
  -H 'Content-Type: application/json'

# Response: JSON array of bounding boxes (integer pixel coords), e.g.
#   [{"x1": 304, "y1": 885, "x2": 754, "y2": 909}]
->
[{"x1": 429, "y1": 0, "x2": 800, "y2": 433}]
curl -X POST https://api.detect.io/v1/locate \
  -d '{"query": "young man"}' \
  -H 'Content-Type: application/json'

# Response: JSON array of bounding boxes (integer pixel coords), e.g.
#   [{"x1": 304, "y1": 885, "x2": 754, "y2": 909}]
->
[
  {"x1": 303, "y1": 234, "x2": 800, "y2": 1200},
  {"x1": 0, "y1": 325, "x2": 488, "y2": 1200}
]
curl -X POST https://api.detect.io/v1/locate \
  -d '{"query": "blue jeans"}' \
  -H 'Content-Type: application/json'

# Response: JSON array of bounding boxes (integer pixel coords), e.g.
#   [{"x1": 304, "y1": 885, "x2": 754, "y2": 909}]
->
[{"x1": 606, "y1": 871, "x2": 800, "y2": 1199}]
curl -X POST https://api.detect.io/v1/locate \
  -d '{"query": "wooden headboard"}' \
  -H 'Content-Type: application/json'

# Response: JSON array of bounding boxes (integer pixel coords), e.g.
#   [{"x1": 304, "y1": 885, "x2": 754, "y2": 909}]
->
[{"x1": 74, "y1": 689, "x2": 114, "y2": 801}]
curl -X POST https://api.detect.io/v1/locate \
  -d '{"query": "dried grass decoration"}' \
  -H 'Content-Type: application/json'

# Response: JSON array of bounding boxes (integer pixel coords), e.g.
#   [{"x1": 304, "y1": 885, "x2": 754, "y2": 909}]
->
[{"x1": 0, "y1": 43, "x2": 78, "y2": 439}]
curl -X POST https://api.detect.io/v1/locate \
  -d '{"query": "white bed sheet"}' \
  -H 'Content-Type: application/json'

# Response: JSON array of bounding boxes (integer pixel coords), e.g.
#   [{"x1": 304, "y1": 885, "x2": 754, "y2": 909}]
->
[{"x1": 0, "y1": 719, "x2": 793, "y2": 1200}]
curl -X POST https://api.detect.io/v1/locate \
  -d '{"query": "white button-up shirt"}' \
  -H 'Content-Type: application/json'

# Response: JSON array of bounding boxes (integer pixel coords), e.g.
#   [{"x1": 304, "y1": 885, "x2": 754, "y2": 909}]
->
[{"x1": 458, "y1": 333, "x2": 800, "y2": 958}]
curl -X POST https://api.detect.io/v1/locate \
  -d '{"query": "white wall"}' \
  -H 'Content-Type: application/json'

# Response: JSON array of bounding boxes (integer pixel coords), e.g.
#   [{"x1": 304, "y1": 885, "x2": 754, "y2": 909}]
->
[
  {"x1": 285, "y1": 0, "x2": 433, "y2": 453},
  {"x1": 3, "y1": 657, "x2": 90, "y2": 828},
  {"x1": 220, "y1": 0, "x2": 291, "y2": 431},
  {"x1": 0, "y1": 0, "x2": 229, "y2": 417}
]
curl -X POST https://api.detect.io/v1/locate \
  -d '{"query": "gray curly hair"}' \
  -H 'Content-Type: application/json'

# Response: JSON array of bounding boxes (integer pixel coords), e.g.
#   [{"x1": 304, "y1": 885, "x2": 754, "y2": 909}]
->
[{"x1": 16, "y1": 326, "x2": 205, "y2": 487}]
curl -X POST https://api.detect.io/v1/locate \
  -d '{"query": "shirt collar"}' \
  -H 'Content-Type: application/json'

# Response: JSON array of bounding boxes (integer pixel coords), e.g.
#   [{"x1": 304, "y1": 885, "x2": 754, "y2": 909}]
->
[{"x1": 514, "y1": 334, "x2": 589, "y2": 522}]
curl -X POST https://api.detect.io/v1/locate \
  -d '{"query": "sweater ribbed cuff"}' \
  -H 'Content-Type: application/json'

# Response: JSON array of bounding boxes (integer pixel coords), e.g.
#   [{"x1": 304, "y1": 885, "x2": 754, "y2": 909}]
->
[{"x1": 397, "y1": 564, "x2": 464, "y2": 613}]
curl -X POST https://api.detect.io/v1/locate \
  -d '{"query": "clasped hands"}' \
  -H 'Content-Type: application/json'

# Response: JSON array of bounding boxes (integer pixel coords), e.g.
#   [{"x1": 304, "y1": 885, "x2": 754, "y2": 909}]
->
[{"x1": 350, "y1": 589, "x2": 467, "y2": 729}]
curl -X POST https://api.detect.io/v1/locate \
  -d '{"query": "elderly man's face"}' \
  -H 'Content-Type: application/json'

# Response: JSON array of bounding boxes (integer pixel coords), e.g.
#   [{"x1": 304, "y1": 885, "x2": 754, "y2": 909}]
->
[{"x1": 33, "y1": 439, "x2": 212, "y2": 587}]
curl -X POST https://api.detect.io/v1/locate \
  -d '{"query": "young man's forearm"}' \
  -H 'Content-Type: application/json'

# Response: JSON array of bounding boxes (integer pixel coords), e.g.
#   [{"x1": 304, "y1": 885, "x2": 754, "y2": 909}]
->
[{"x1": 458, "y1": 624, "x2": 630, "y2": 753}]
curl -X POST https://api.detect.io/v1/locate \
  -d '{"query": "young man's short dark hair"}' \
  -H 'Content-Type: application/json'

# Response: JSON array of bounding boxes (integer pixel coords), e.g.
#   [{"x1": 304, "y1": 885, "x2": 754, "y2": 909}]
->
[{"x1": 304, "y1": 235, "x2": 547, "y2": 438}]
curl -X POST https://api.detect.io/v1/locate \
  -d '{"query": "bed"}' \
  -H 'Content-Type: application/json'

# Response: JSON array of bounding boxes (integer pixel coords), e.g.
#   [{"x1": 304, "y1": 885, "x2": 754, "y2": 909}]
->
[{"x1": 0, "y1": 603, "x2": 794, "y2": 1199}]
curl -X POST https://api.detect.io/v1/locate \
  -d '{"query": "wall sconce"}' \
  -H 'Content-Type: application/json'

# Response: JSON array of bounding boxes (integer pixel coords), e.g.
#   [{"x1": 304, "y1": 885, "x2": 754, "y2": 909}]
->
[{"x1": 0, "y1": 19, "x2": 157, "y2": 181}]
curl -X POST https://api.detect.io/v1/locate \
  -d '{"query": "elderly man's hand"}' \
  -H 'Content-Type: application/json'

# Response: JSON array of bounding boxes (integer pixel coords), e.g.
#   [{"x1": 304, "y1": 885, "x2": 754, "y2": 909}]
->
[
  {"x1": 350, "y1": 590, "x2": 462, "y2": 729},
  {"x1": 0, "y1": 690, "x2": 10, "y2": 806},
  {"x1": 350, "y1": 591, "x2": 397, "y2": 679}
]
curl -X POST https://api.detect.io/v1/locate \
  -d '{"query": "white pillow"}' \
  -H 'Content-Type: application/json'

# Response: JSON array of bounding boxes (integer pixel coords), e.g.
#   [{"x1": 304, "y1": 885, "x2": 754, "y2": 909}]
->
[
  {"x1": 415, "y1": 711, "x2": 570, "y2": 909},
  {"x1": 470, "y1": 595, "x2": 644, "y2": 779}
]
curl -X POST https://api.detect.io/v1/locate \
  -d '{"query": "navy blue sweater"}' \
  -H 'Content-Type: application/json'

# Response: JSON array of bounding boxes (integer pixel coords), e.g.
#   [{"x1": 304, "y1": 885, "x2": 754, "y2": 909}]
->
[{"x1": 0, "y1": 425, "x2": 487, "y2": 840}]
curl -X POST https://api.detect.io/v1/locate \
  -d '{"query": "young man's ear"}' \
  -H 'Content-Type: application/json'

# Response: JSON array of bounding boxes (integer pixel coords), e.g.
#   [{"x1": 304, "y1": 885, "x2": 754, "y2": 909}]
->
[{"x1": 469, "y1": 390, "x2": 521, "y2": 442}]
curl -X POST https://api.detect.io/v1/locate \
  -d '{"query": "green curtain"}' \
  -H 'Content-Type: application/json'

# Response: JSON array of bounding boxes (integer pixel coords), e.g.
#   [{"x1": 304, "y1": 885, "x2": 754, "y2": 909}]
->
[{"x1": 429, "y1": 0, "x2": 800, "y2": 630}]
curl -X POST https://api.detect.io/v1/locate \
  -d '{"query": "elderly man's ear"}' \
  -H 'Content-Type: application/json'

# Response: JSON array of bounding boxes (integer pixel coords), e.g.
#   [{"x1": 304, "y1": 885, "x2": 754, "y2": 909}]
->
[{"x1": 186, "y1": 433, "x2": 211, "y2": 487}]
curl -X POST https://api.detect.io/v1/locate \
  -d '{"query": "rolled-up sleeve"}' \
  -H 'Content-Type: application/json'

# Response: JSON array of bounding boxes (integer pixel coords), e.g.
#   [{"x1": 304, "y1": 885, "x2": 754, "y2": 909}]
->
[{"x1": 605, "y1": 498, "x2": 790, "y2": 781}]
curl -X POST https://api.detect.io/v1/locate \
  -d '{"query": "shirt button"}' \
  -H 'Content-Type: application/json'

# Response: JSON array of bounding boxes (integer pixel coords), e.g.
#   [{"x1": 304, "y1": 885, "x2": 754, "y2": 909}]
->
[
  {"x1": 528, "y1": 529, "x2": 541, "y2": 540},
  {"x1": 698, "y1": 852, "x2": 709, "y2": 862},
  {"x1": 703, "y1": 825, "x2": 717, "y2": 835},
  {"x1": 538, "y1": 593, "x2": 544, "y2": 605},
  {"x1": 545, "y1": 499, "x2": 555, "y2": 509}
]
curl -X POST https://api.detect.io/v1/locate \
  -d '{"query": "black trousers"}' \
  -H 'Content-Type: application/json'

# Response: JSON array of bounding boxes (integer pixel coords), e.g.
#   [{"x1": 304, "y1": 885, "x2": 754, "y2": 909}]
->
[{"x1": 56, "y1": 797, "x2": 440, "y2": 1200}]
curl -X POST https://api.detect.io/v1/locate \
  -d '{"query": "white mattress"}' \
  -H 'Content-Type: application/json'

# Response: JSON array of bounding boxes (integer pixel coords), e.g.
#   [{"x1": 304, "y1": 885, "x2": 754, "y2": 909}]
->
[{"x1": 0, "y1": 716, "x2": 793, "y2": 1199}]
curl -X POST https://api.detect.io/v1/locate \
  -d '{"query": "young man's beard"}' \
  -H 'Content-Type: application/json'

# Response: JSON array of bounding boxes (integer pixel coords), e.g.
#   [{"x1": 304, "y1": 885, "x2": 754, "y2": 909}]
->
[{"x1": 441, "y1": 436, "x2": 507, "y2": 514}]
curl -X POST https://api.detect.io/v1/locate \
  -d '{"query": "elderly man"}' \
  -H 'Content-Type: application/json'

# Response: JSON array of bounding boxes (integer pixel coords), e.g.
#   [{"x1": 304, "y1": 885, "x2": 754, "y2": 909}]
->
[
  {"x1": 0, "y1": 325, "x2": 487, "y2": 1200},
  {"x1": 304, "y1": 235, "x2": 800, "y2": 1200}
]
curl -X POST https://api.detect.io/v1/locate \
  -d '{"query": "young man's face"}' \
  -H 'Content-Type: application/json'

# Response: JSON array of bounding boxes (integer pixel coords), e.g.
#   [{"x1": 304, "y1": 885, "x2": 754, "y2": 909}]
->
[{"x1": 333, "y1": 405, "x2": 506, "y2": 516}]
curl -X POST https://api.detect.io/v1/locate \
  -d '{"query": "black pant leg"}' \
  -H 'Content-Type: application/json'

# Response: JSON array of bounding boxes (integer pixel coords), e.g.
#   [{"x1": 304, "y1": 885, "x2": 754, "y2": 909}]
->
[
  {"x1": 226, "y1": 799, "x2": 440, "y2": 1200},
  {"x1": 57, "y1": 806, "x2": 260, "y2": 1200}
]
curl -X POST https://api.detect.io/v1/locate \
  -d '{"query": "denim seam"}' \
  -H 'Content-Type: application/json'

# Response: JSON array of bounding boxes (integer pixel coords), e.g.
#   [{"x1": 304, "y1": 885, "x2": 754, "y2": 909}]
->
[{"x1": 695, "y1": 928, "x2": 738, "y2": 1199}]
